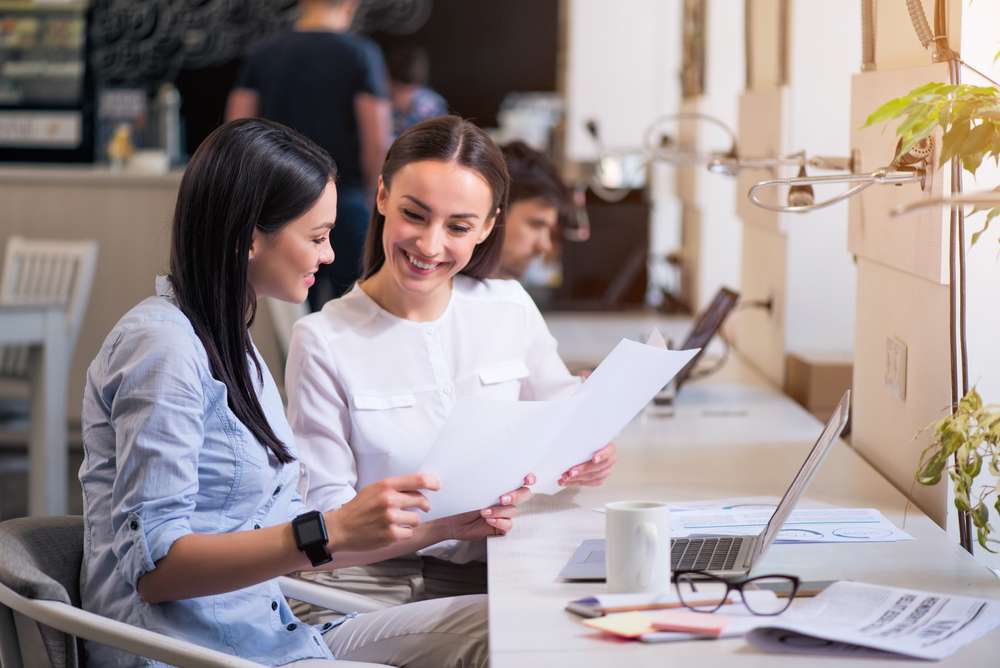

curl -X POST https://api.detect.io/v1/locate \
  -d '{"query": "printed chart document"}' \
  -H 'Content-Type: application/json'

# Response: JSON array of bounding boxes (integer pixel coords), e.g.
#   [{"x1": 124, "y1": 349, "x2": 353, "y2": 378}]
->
[
  {"x1": 418, "y1": 339, "x2": 699, "y2": 520},
  {"x1": 747, "y1": 581, "x2": 1000, "y2": 660},
  {"x1": 672, "y1": 507, "x2": 913, "y2": 544},
  {"x1": 592, "y1": 498, "x2": 913, "y2": 543}
]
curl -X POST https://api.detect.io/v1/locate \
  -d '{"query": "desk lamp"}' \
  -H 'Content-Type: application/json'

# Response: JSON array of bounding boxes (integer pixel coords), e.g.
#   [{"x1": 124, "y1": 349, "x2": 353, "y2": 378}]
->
[{"x1": 745, "y1": 138, "x2": 935, "y2": 214}]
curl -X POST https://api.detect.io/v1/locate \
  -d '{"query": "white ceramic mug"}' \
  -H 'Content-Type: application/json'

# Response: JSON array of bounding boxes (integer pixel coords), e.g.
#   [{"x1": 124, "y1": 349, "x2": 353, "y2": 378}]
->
[{"x1": 605, "y1": 500, "x2": 671, "y2": 594}]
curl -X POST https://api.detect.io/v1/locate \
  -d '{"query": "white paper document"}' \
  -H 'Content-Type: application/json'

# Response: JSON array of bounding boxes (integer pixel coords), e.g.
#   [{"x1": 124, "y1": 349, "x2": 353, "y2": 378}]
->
[
  {"x1": 672, "y1": 506, "x2": 913, "y2": 543},
  {"x1": 747, "y1": 581, "x2": 1000, "y2": 660},
  {"x1": 417, "y1": 339, "x2": 699, "y2": 520}
]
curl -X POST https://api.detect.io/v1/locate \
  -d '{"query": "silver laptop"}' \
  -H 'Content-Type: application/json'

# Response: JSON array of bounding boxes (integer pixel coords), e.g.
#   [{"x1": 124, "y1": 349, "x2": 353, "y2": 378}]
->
[{"x1": 558, "y1": 390, "x2": 851, "y2": 580}]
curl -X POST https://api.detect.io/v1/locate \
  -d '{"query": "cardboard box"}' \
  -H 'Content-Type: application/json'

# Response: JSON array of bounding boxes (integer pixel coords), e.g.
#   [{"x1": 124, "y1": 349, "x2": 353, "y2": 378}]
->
[{"x1": 785, "y1": 350, "x2": 853, "y2": 416}]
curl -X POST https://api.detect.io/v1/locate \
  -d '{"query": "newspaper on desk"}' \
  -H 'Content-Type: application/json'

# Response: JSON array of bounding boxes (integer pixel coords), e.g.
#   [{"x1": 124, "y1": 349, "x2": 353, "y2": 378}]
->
[
  {"x1": 582, "y1": 582, "x2": 1000, "y2": 657},
  {"x1": 746, "y1": 581, "x2": 1000, "y2": 660},
  {"x1": 416, "y1": 338, "x2": 699, "y2": 520}
]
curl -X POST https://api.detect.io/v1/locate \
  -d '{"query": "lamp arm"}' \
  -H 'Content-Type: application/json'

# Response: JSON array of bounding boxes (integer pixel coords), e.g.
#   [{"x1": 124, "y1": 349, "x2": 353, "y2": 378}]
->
[
  {"x1": 641, "y1": 111, "x2": 738, "y2": 154},
  {"x1": 746, "y1": 167, "x2": 926, "y2": 214},
  {"x1": 748, "y1": 177, "x2": 875, "y2": 213}
]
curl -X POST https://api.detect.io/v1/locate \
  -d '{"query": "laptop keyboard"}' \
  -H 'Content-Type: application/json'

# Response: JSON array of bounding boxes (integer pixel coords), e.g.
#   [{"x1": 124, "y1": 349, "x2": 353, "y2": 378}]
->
[{"x1": 670, "y1": 536, "x2": 744, "y2": 572}]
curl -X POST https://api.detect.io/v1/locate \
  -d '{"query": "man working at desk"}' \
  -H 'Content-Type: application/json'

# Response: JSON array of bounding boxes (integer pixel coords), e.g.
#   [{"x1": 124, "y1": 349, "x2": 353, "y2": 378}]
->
[{"x1": 496, "y1": 141, "x2": 573, "y2": 280}]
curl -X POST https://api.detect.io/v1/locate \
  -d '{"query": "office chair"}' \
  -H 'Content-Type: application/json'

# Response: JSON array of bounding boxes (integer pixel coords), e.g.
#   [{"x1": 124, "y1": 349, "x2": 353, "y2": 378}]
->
[{"x1": 0, "y1": 516, "x2": 388, "y2": 667}]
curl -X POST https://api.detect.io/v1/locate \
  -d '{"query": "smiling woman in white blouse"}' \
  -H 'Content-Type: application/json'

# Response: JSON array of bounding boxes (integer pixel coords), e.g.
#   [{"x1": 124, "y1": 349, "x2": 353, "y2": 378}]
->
[{"x1": 284, "y1": 116, "x2": 616, "y2": 614}]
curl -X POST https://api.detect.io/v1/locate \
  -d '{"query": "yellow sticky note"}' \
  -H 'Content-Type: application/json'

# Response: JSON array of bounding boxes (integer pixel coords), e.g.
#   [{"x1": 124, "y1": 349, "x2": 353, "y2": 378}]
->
[{"x1": 582, "y1": 611, "x2": 656, "y2": 638}]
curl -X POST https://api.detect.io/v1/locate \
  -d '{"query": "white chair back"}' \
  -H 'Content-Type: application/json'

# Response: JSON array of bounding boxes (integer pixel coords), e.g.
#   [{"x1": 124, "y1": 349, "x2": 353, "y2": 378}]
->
[{"x1": 0, "y1": 237, "x2": 98, "y2": 378}]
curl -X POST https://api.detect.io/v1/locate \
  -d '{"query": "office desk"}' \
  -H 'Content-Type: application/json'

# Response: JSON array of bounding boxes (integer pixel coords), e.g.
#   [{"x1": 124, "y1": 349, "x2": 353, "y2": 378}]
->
[
  {"x1": 487, "y1": 312, "x2": 1000, "y2": 666},
  {"x1": 0, "y1": 304, "x2": 69, "y2": 515}
]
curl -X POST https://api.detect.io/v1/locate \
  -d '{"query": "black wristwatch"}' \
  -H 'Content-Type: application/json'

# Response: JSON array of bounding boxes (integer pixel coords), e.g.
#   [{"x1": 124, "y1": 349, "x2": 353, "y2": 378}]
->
[{"x1": 292, "y1": 511, "x2": 332, "y2": 567}]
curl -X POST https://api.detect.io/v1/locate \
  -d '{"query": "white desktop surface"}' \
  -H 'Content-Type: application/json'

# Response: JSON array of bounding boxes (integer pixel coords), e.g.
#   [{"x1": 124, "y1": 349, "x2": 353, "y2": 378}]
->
[{"x1": 487, "y1": 312, "x2": 1000, "y2": 666}]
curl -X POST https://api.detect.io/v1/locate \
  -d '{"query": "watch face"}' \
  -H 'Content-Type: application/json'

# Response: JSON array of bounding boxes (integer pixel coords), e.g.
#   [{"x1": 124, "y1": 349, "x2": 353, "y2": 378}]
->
[{"x1": 295, "y1": 514, "x2": 326, "y2": 546}]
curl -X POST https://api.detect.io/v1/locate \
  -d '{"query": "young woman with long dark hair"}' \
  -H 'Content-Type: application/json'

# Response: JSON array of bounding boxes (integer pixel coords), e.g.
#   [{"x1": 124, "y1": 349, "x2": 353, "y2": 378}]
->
[
  {"x1": 79, "y1": 118, "x2": 503, "y2": 667},
  {"x1": 284, "y1": 116, "x2": 614, "y2": 617}
]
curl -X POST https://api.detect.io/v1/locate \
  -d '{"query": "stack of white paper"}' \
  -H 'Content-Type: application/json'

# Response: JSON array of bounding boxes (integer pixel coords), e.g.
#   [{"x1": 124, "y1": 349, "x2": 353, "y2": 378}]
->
[{"x1": 418, "y1": 339, "x2": 699, "y2": 520}]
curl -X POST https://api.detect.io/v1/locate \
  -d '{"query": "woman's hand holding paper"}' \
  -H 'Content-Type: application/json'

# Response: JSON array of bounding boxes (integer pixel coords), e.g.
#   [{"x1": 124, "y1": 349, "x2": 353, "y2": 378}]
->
[
  {"x1": 559, "y1": 442, "x2": 617, "y2": 487},
  {"x1": 436, "y1": 474, "x2": 535, "y2": 539}
]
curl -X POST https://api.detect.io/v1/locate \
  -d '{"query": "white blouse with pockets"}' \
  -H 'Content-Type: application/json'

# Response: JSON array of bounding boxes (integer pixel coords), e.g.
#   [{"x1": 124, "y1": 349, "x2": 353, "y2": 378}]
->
[{"x1": 285, "y1": 276, "x2": 579, "y2": 563}]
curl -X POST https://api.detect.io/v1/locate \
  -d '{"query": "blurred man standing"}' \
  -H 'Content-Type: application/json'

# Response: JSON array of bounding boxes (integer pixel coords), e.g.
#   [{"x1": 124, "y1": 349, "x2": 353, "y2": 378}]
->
[
  {"x1": 227, "y1": 0, "x2": 391, "y2": 308},
  {"x1": 497, "y1": 141, "x2": 572, "y2": 280}
]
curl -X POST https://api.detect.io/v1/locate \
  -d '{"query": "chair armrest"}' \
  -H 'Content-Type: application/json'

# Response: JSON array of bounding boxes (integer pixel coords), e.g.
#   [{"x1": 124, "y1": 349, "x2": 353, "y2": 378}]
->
[
  {"x1": 0, "y1": 583, "x2": 262, "y2": 668},
  {"x1": 278, "y1": 576, "x2": 389, "y2": 614}
]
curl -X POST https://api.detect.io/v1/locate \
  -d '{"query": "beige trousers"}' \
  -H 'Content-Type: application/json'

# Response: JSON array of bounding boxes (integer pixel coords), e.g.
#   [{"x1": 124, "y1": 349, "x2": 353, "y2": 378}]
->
[{"x1": 288, "y1": 556, "x2": 489, "y2": 668}]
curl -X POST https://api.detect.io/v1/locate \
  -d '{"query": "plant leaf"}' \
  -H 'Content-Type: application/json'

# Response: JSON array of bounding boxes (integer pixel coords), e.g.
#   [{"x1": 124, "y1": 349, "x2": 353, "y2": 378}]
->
[
  {"x1": 955, "y1": 492, "x2": 971, "y2": 512},
  {"x1": 962, "y1": 150, "x2": 987, "y2": 174},
  {"x1": 960, "y1": 388, "x2": 983, "y2": 412},
  {"x1": 917, "y1": 450, "x2": 947, "y2": 485},
  {"x1": 910, "y1": 82, "x2": 952, "y2": 97},
  {"x1": 978, "y1": 520, "x2": 997, "y2": 552},
  {"x1": 960, "y1": 123, "x2": 996, "y2": 159},
  {"x1": 973, "y1": 502, "x2": 990, "y2": 529},
  {"x1": 971, "y1": 208, "x2": 1000, "y2": 246},
  {"x1": 940, "y1": 121, "x2": 972, "y2": 165},
  {"x1": 864, "y1": 95, "x2": 914, "y2": 127}
]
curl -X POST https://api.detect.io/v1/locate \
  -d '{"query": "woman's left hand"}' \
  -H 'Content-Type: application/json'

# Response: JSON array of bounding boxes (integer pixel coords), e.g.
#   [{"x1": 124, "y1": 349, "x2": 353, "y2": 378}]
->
[
  {"x1": 558, "y1": 442, "x2": 617, "y2": 487},
  {"x1": 437, "y1": 474, "x2": 535, "y2": 540}
]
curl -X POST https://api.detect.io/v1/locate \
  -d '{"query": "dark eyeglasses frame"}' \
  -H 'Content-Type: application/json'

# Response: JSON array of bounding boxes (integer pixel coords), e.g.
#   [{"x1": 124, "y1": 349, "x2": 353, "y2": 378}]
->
[{"x1": 671, "y1": 570, "x2": 800, "y2": 616}]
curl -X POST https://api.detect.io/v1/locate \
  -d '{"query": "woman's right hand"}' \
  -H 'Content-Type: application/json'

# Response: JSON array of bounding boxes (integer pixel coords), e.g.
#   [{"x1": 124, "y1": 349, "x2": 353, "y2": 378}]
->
[{"x1": 324, "y1": 473, "x2": 440, "y2": 553}]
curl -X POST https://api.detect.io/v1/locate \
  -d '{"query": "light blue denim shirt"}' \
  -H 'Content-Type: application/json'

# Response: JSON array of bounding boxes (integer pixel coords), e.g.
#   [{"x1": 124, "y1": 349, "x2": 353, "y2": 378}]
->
[{"x1": 79, "y1": 277, "x2": 336, "y2": 666}]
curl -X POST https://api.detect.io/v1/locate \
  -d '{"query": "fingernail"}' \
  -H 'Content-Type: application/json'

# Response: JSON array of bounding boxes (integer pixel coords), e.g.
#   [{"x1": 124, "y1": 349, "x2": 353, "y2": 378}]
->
[
  {"x1": 482, "y1": 508, "x2": 492, "y2": 516},
  {"x1": 485, "y1": 518, "x2": 497, "y2": 526},
  {"x1": 593, "y1": 455, "x2": 602, "y2": 463},
  {"x1": 570, "y1": 469, "x2": 578, "y2": 477},
  {"x1": 501, "y1": 495, "x2": 511, "y2": 505}
]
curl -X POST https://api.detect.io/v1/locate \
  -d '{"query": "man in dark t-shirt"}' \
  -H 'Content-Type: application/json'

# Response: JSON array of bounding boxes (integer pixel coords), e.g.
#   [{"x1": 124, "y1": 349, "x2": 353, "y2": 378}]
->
[{"x1": 227, "y1": 0, "x2": 391, "y2": 308}]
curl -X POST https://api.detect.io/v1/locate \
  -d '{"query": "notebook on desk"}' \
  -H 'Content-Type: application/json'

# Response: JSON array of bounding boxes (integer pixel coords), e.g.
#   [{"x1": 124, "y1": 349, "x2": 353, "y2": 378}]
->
[{"x1": 558, "y1": 390, "x2": 851, "y2": 580}]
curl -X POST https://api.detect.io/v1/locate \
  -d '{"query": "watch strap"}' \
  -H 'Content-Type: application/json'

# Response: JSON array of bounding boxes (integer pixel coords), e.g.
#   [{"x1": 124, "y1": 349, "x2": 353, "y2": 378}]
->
[{"x1": 303, "y1": 540, "x2": 332, "y2": 567}]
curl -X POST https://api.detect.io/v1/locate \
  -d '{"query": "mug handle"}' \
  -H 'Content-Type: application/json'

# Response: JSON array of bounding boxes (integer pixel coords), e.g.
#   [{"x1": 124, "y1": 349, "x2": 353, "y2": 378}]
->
[{"x1": 638, "y1": 521, "x2": 658, "y2": 588}]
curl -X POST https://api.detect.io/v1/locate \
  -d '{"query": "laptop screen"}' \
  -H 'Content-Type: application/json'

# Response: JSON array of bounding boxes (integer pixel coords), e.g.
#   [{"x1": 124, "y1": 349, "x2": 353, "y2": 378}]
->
[
  {"x1": 750, "y1": 390, "x2": 852, "y2": 565},
  {"x1": 673, "y1": 287, "x2": 740, "y2": 391}
]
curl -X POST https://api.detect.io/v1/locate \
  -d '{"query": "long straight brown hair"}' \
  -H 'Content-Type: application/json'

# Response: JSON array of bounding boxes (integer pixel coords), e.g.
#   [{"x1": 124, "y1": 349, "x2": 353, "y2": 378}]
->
[
  {"x1": 169, "y1": 118, "x2": 336, "y2": 463},
  {"x1": 361, "y1": 115, "x2": 509, "y2": 280}
]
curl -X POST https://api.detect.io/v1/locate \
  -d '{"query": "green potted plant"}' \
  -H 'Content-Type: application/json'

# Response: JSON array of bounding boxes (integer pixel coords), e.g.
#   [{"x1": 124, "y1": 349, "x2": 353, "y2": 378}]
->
[
  {"x1": 864, "y1": 80, "x2": 1000, "y2": 244},
  {"x1": 916, "y1": 389, "x2": 1000, "y2": 551},
  {"x1": 866, "y1": 76, "x2": 1000, "y2": 551}
]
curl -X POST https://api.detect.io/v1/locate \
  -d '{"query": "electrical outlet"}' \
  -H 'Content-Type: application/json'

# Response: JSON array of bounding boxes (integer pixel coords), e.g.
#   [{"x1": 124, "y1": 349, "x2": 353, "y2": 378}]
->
[{"x1": 885, "y1": 336, "x2": 908, "y2": 401}]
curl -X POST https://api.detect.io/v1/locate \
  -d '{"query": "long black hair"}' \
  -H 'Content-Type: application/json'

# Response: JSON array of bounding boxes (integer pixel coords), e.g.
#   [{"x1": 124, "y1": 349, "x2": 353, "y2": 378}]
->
[
  {"x1": 361, "y1": 115, "x2": 509, "y2": 280},
  {"x1": 169, "y1": 118, "x2": 336, "y2": 463}
]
